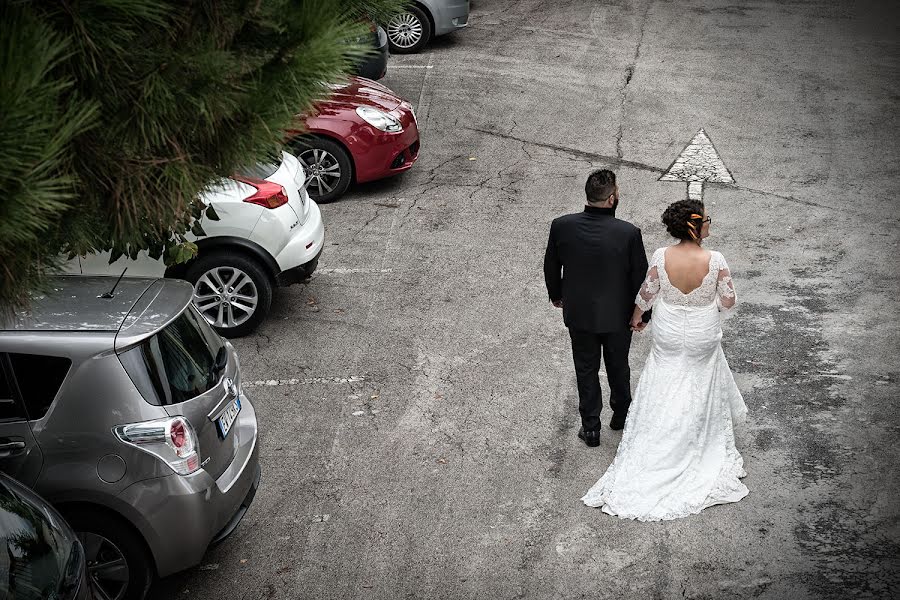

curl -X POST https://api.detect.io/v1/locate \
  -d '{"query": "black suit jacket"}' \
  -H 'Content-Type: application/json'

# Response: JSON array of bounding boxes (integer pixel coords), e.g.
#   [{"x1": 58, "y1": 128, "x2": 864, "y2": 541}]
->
[{"x1": 543, "y1": 206, "x2": 649, "y2": 333}]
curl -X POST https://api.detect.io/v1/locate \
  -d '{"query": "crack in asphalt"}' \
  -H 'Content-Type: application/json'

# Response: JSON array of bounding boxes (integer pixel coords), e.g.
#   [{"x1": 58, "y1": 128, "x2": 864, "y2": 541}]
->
[
  {"x1": 402, "y1": 195, "x2": 420, "y2": 222},
  {"x1": 615, "y1": 0, "x2": 652, "y2": 160},
  {"x1": 254, "y1": 331, "x2": 271, "y2": 354},
  {"x1": 725, "y1": 183, "x2": 841, "y2": 212},
  {"x1": 347, "y1": 208, "x2": 383, "y2": 243},
  {"x1": 466, "y1": 126, "x2": 845, "y2": 212},
  {"x1": 467, "y1": 126, "x2": 665, "y2": 173}
]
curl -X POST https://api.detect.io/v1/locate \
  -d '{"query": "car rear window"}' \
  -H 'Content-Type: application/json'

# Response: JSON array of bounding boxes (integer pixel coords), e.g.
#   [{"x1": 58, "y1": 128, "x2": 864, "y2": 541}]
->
[
  {"x1": 119, "y1": 307, "x2": 226, "y2": 406},
  {"x1": 237, "y1": 163, "x2": 279, "y2": 179},
  {"x1": 237, "y1": 150, "x2": 283, "y2": 180},
  {"x1": 8, "y1": 354, "x2": 71, "y2": 420}
]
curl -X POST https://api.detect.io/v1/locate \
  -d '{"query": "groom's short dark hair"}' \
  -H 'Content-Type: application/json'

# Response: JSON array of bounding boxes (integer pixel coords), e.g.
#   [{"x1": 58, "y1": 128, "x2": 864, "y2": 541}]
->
[{"x1": 586, "y1": 169, "x2": 616, "y2": 203}]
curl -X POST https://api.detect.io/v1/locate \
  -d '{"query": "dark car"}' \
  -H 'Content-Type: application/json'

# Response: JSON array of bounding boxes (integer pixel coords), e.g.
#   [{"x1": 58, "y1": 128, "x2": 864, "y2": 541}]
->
[
  {"x1": 353, "y1": 20, "x2": 389, "y2": 80},
  {"x1": 0, "y1": 472, "x2": 90, "y2": 600}
]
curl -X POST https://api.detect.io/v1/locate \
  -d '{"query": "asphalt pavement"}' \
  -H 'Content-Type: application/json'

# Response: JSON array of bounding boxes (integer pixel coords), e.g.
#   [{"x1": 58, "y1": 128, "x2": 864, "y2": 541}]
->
[{"x1": 149, "y1": 1, "x2": 900, "y2": 598}]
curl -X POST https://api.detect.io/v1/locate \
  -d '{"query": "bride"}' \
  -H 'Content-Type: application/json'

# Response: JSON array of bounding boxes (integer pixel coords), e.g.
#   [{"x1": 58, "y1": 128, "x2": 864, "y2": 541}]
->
[{"x1": 581, "y1": 199, "x2": 748, "y2": 521}]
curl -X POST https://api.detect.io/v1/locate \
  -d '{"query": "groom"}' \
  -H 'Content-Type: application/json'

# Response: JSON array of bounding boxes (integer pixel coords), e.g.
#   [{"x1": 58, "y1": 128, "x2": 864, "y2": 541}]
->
[{"x1": 543, "y1": 169, "x2": 649, "y2": 447}]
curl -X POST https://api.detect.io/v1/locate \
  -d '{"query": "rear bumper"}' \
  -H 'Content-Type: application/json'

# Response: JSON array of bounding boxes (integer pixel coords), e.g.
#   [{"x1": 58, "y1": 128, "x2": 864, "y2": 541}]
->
[
  {"x1": 272, "y1": 199, "x2": 325, "y2": 272},
  {"x1": 276, "y1": 247, "x2": 322, "y2": 286},
  {"x1": 210, "y1": 461, "x2": 260, "y2": 545},
  {"x1": 116, "y1": 393, "x2": 261, "y2": 577},
  {"x1": 433, "y1": 1, "x2": 470, "y2": 36},
  {"x1": 355, "y1": 29, "x2": 389, "y2": 80}
]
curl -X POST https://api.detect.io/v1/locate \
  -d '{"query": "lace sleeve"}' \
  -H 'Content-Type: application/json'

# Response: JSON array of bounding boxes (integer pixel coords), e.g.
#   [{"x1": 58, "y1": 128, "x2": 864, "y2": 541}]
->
[
  {"x1": 715, "y1": 253, "x2": 736, "y2": 311},
  {"x1": 636, "y1": 266, "x2": 660, "y2": 311},
  {"x1": 635, "y1": 249, "x2": 663, "y2": 311}
]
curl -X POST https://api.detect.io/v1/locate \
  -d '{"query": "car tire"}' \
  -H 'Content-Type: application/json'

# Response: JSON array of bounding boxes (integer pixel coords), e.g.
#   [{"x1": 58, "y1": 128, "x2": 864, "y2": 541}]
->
[
  {"x1": 185, "y1": 252, "x2": 273, "y2": 338},
  {"x1": 387, "y1": 5, "x2": 432, "y2": 54},
  {"x1": 290, "y1": 136, "x2": 353, "y2": 203},
  {"x1": 65, "y1": 509, "x2": 153, "y2": 600}
]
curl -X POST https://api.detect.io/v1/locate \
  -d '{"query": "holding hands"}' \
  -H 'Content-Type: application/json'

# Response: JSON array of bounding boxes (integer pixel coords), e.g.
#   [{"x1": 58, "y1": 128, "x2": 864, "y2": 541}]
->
[{"x1": 630, "y1": 307, "x2": 647, "y2": 332}]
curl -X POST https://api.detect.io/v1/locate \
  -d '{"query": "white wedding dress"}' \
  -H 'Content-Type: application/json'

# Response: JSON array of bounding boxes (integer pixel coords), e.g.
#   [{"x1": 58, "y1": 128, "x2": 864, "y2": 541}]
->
[{"x1": 581, "y1": 247, "x2": 748, "y2": 521}]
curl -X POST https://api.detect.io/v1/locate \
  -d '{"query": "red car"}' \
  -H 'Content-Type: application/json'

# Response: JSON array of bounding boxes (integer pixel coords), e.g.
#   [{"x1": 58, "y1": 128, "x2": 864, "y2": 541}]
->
[{"x1": 289, "y1": 77, "x2": 420, "y2": 203}]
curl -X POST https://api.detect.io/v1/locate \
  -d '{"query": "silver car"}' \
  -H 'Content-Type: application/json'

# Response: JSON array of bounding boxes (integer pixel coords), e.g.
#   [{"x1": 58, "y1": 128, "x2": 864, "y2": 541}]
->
[
  {"x1": 0, "y1": 276, "x2": 260, "y2": 600},
  {"x1": 387, "y1": 0, "x2": 470, "y2": 53}
]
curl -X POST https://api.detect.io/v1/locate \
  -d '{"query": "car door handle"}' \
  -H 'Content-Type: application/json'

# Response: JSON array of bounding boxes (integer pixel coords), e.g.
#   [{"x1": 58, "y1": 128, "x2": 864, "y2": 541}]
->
[{"x1": 0, "y1": 440, "x2": 27, "y2": 456}]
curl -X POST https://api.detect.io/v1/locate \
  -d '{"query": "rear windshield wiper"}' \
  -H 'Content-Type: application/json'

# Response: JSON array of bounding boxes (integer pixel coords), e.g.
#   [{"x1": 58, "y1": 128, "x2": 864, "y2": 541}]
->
[{"x1": 210, "y1": 346, "x2": 228, "y2": 383}]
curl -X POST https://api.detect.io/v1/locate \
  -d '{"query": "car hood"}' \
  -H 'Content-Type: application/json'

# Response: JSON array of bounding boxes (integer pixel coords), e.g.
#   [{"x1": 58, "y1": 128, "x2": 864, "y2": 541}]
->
[{"x1": 315, "y1": 76, "x2": 402, "y2": 113}]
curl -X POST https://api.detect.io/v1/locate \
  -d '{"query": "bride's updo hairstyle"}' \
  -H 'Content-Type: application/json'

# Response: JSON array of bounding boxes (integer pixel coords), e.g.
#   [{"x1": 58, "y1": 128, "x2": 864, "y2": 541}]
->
[{"x1": 662, "y1": 199, "x2": 705, "y2": 241}]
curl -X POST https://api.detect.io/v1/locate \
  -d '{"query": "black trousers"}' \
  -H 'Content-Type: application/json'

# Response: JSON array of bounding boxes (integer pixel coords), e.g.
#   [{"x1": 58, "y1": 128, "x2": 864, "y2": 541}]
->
[{"x1": 568, "y1": 328, "x2": 633, "y2": 431}]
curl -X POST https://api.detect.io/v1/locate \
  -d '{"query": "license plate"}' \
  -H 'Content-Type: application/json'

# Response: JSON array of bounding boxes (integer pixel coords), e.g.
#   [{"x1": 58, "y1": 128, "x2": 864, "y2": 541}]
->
[{"x1": 216, "y1": 396, "x2": 242, "y2": 439}]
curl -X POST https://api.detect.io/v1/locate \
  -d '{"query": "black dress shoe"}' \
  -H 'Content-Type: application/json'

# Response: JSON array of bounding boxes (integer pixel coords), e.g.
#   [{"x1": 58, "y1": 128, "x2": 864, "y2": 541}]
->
[
  {"x1": 609, "y1": 414, "x2": 627, "y2": 431},
  {"x1": 577, "y1": 426, "x2": 600, "y2": 447}
]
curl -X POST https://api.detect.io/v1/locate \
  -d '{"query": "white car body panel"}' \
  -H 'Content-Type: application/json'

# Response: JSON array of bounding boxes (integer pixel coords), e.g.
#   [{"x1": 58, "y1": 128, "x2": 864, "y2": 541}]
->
[
  {"x1": 199, "y1": 179, "x2": 264, "y2": 239},
  {"x1": 69, "y1": 151, "x2": 322, "y2": 277},
  {"x1": 271, "y1": 200, "x2": 324, "y2": 272},
  {"x1": 73, "y1": 249, "x2": 165, "y2": 277},
  {"x1": 266, "y1": 151, "x2": 309, "y2": 226}
]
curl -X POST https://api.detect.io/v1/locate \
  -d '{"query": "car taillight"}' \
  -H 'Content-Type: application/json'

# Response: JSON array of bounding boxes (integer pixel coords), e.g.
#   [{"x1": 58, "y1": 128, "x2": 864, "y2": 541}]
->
[
  {"x1": 114, "y1": 416, "x2": 201, "y2": 475},
  {"x1": 233, "y1": 176, "x2": 290, "y2": 209},
  {"x1": 170, "y1": 419, "x2": 186, "y2": 447}
]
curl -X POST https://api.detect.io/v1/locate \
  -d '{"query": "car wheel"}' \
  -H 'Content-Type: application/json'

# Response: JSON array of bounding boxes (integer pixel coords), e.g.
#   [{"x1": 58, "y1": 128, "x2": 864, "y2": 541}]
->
[
  {"x1": 291, "y1": 137, "x2": 352, "y2": 203},
  {"x1": 387, "y1": 6, "x2": 431, "y2": 53},
  {"x1": 65, "y1": 510, "x2": 153, "y2": 600},
  {"x1": 186, "y1": 253, "x2": 273, "y2": 338}
]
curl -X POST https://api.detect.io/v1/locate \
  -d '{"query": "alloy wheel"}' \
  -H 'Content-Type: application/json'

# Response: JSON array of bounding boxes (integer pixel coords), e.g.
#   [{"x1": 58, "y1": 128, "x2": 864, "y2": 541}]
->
[
  {"x1": 387, "y1": 12, "x2": 424, "y2": 49},
  {"x1": 193, "y1": 266, "x2": 259, "y2": 329},
  {"x1": 79, "y1": 532, "x2": 129, "y2": 600},
  {"x1": 298, "y1": 148, "x2": 343, "y2": 197}
]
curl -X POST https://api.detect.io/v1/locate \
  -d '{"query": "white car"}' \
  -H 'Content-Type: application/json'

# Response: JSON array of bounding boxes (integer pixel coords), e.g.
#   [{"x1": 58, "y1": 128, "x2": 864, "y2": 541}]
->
[{"x1": 70, "y1": 151, "x2": 324, "y2": 337}]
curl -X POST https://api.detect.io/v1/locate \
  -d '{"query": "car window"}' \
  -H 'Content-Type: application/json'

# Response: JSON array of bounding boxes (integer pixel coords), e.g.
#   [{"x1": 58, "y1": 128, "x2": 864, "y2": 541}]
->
[
  {"x1": 119, "y1": 307, "x2": 226, "y2": 406},
  {"x1": 0, "y1": 365, "x2": 26, "y2": 422},
  {"x1": 0, "y1": 477, "x2": 78, "y2": 599},
  {"x1": 237, "y1": 162, "x2": 279, "y2": 179},
  {"x1": 7, "y1": 354, "x2": 71, "y2": 421},
  {"x1": 236, "y1": 148, "x2": 282, "y2": 180}
]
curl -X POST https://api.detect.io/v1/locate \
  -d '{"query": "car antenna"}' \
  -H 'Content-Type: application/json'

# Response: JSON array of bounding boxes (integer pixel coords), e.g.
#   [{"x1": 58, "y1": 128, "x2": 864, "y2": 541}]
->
[{"x1": 99, "y1": 268, "x2": 128, "y2": 299}]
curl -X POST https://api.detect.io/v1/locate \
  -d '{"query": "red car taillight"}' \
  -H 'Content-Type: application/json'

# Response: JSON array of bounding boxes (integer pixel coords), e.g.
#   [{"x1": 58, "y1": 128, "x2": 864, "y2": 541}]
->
[
  {"x1": 170, "y1": 419, "x2": 186, "y2": 448},
  {"x1": 233, "y1": 177, "x2": 290, "y2": 209},
  {"x1": 114, "y1": 416, "x2": 201, "y2": 475}
]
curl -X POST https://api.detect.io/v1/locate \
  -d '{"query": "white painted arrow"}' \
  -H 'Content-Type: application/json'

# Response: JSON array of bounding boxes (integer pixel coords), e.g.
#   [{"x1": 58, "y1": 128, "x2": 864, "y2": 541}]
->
[{"x1": 659, "y1": 129, "x2": 734, "y2": 201}]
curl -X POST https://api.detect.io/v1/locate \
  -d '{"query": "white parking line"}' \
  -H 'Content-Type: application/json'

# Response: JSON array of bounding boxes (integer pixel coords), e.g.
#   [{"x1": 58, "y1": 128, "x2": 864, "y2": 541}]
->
[
  {"x1": 243, "y1": 376, "x2": 365, "y2": 387},
  {"x1": 415, "y1": 52, "x2": 436, "y2": 135},
  {"x1": 390, "y1": 64, "x2": 434, "y2": 69},
  {"x1": 316, "y1": 267, "x2": 393, "y2": 275}
]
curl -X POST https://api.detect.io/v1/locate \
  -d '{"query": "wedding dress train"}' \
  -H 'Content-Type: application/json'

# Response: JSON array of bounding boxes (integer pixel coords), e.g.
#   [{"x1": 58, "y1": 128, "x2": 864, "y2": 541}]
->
[{"x1": 581, "y1": 247, "x2": 748, "y2": 521}]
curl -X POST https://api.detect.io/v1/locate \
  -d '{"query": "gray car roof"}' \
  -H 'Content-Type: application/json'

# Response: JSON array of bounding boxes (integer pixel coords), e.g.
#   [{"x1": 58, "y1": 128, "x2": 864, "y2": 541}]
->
[{"x1": 2, "y1": 276, "x2": 194, "y2": 342}]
